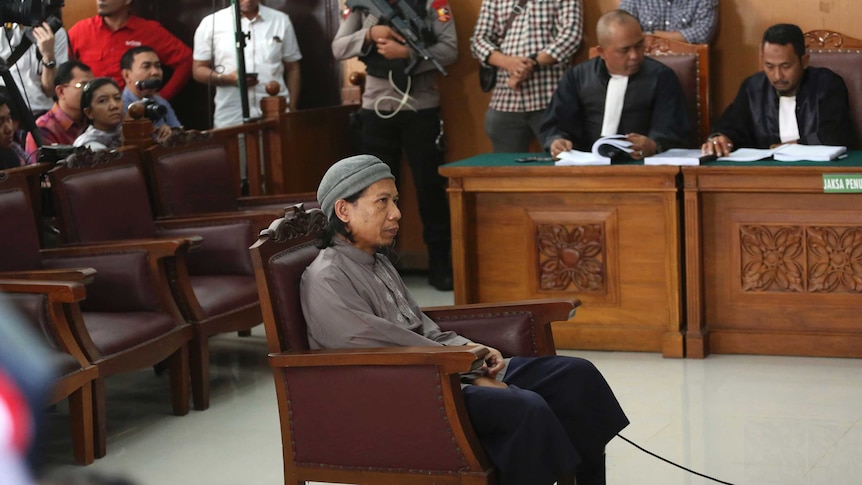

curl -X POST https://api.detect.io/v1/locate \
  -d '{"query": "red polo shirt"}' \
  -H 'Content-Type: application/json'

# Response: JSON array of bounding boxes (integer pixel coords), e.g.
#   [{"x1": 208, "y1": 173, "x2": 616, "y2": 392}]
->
[{"x1": 68, "y1": 15, "x2": 192, "y2": 100}]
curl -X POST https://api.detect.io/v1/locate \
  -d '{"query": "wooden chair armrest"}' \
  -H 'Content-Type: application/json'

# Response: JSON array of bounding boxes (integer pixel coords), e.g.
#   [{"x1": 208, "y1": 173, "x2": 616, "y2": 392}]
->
[
  {"x1": 237, "y1": 192, "x2": 317, "y2": 208},
  {"x1": 0, "y1": 278, "x2": 87, "y2": 303},
  {"x1": 268, "y1": 345, "x2": 488, "y2": 375},
  {"x1": 2, "y1": 162, "x2": 52, "y2": 177},
  {"x1": 44, "y1": 237, "x2": 198, "y2": 260},
  {"x1": 0, "y1": 268, "x2": 97, "y2": 284},
  {"x1": 155, "y1": 211, "x2": 282, "y2": 233},
  {"x1": 423, "y1": 298, "x2": 579, "y2": 321},
  {"x1": 424, "y1": 299, "x2": 579, "y2": 357}
]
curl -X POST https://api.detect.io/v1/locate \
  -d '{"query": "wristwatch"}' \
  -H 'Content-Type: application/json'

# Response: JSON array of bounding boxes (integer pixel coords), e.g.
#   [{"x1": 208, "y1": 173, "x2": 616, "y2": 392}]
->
[{"x1": 41, "y1": 59, "x2": 57, "y2": 68}]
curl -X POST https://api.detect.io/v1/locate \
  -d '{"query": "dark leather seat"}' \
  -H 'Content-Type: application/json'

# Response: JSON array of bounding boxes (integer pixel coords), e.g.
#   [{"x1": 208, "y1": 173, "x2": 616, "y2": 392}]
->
[
  {"x1": 48, "y1": 149, "x2": 274, "y2": 410},
  {"x1": 0, "y1": 171, "x2": 192, "y2": 461},
  {"x1": 249, "y1": 205, "x2": 579, "y2": 485},
  {"x1": 805, "y1": 30, "x2": 862, "y2": 149},
  {"x1": 142, "y1": 132, "x2": 317, "y2": 218}
]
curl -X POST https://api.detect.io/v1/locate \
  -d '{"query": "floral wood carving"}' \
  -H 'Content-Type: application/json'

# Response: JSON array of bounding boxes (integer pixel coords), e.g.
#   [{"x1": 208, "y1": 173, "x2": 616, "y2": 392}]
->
[
  {"x1": 804, "y1": 30, "x2": 845, "y2": 49},
  {"x1": 808, "y1": 226, "x2": 862, "y2": 292},
  {"x1": 740, "y1": 225, "x2": 805, "y2": 292},
  {"x1": 261, "y1": 204, "x2": 327, "y2": 242},
  {"x1": 61, "y1": 147, "x2": 123, "y2": 168},
  {"x1": 158, "y1": 129, "x2": 212, "y2": 148},
  {"x1": 740, "y1": 224, "x2": 862, "y2": 293},
  {"x1": 537, "y1": 224, "x2": 605, "y2": 292},
  {"x1": 645, "y1": 36, "x2": 674, "y2": 55}
]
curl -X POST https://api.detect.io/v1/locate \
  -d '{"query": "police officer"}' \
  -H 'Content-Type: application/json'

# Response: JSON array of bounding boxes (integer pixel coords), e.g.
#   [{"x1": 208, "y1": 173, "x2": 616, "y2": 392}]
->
[{"x1": 332, "y1": 0, "x2": 456, "y2": 291}]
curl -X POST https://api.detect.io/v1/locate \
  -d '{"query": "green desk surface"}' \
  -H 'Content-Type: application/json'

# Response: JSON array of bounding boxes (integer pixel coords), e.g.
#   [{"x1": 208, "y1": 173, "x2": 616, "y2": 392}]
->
[{"x1": 444, "y1": 151, "x2": 862, "y2": 168}]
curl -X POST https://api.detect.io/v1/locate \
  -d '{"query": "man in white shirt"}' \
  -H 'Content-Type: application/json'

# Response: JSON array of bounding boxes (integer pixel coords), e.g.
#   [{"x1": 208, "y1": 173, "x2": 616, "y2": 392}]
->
[
  {"x1": 0, "y1": 20, "x2": 68, "y2": 117},
  {"x1": 192, "y1": 0, "x2": 302, "y2": 128}
]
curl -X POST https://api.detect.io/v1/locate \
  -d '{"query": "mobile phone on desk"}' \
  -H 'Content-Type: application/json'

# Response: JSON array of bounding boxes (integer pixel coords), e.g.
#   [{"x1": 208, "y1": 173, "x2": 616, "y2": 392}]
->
[{"x1": 515, "y1": 156, "x2": 556, "y2": 163}]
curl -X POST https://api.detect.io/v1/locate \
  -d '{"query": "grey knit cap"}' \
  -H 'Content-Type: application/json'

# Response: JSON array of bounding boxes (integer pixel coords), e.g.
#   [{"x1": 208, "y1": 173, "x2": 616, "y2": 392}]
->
[{"x1": 318, "y1": 155, "x2": 394, "y2": 219}]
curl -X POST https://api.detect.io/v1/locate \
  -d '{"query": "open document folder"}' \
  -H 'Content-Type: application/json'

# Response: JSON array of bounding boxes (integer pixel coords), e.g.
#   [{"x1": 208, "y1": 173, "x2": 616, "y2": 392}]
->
[{"x1": 555, "y1": 135, "x2": 633, "y2": 166}]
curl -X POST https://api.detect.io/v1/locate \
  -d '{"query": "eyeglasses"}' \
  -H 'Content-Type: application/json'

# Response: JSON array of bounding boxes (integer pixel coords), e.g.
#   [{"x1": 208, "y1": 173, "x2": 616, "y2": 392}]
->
[{"x1": 65, "y1": 82, "x2": 86, "y2": 89}]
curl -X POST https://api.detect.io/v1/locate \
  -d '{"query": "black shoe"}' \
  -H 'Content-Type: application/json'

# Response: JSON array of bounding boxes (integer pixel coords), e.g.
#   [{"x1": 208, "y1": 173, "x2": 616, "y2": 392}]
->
[{"x1": 428, "y1": 266, "x2": 453, "y2": 291}]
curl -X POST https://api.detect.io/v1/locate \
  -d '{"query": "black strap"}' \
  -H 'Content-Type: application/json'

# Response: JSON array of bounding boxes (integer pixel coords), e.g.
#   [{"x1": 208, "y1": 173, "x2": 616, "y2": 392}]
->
[{"x1": 500, "y1": 0, "x2": 529, "y2": 42}]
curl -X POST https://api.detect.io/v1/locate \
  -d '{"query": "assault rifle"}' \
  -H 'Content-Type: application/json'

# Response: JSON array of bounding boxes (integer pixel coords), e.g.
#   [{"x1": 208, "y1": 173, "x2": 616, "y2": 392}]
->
[{"x1": 345, "y1": 0, "x2": 448, "y2": 76}]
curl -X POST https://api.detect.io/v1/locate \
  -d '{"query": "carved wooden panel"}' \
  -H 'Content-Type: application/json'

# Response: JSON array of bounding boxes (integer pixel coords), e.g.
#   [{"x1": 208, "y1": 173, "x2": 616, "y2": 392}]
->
[
  {"x1": 536, "y1": 223, "x2": 605, "y2": 292},
  {"x1": 808, "y1": 226, "x2": 862, "y2": 293},
  {"x1": 740, "y1": 224, "x2": 862, "y2": 294},
  {"x1": 740, "y1": 225, "x2": 805, "y2": 292},
  {"x1": 525, "y1": 208, "x2": 620, "y2": 307}
]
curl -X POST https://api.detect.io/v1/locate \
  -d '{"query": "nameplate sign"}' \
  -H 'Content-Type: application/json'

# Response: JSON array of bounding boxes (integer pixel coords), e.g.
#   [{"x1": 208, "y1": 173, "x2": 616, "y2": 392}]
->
[{"x1": 823, "y1": 174, "x2": 862, "y2": 193}]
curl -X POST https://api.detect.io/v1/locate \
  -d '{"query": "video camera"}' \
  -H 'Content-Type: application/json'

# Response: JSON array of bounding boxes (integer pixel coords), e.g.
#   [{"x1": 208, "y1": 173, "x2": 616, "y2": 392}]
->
[
  {"x1": 138, "y1": 97, "x2": 167, "y2": 122},
  {"x1": 0, "y1": 0, "x2": 64, "y2": 26},
  {"x1": 131, "y1": 79, "x2": 167, "y2": 122}
]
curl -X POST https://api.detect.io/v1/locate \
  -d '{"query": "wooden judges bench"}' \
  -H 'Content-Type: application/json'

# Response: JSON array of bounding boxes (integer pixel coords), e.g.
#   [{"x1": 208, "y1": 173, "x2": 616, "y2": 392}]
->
[{"x1": 440, "y1": 153, "x2": 862, "y2": 359}]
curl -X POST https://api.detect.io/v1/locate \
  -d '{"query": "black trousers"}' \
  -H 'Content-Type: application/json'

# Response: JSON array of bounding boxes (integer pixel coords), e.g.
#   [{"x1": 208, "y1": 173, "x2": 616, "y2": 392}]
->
[
  {"x1": 359, "y1": 108, "x2": 451, "y2": 264},
  {"x1": 462, "y1": 356, "x2": 629, "y2": 485}
]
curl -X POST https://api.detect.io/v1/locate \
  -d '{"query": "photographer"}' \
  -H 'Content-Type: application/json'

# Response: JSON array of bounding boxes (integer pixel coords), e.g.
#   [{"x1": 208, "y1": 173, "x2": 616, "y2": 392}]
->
[
  {"x1": 0, "y1": 16, "x2": 68, "y2": 118},
  {"x1": 120, "y1": 46, "x2": 180, "y2": 142}
]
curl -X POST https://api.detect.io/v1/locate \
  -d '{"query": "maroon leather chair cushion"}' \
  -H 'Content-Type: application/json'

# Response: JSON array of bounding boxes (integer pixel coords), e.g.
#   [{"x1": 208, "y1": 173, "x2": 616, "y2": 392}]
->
[
  {"x1": 157, "y1": 221, "x2": 255, "y2": 276},
  {"x1": 150, "y1": 145, "x2": 237, "y2": 216},
  {"x1": 57, "y1": 164, "x2": 157, "y2": 243},
  {"x1": 44, "y1": 252, "x2": 162, "y2": 312},
  {"x1": 286, "y1": 365, "x2": 472, "y2": 472},
  {"x1": 0, "y1": 188, "x2": 43, "y2": 271},
  {"x1": 268, "y1": 239, "x2": 321, "y2": 351},
  {"x1": 81, "y1": 311, "x2": 179, "y2": 356},
  {"x1": 808, "y1": 51, "x2": 862, "y2": 149},
  {"x1": 653, "y1": 54, "x2": 700, "y2": 148},
  {"x1": 189, "y1": 275, "x2": 259, "y2": 318},
  {"x1": 435, "y1": 312, "x2": 540, "y2": 358}
]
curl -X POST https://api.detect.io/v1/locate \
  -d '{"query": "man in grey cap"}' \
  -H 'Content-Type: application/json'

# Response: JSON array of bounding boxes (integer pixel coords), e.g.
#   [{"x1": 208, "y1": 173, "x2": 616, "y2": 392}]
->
[{"x1": 300, "y1": 154, "x2": 629, "y2": 485}]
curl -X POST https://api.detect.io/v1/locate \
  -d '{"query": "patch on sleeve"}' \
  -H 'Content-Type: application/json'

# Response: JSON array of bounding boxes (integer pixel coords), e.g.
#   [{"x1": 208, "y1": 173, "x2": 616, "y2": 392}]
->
[{"x1": 432, "y1": 0, "x2": 451, "y2": 22}]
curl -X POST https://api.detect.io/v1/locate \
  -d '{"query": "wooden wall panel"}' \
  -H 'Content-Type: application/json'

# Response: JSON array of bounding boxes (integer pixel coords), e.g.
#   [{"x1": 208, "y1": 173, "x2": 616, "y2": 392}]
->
[{"x1": 64, "y1": 0, "x2": 862, "y2": 148}]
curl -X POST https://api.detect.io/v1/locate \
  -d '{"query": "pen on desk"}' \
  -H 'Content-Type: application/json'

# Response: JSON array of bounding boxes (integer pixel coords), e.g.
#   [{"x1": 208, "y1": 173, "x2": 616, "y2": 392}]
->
[{"x1": 515, "y1": 156, "x2": 556, "y2": 163}]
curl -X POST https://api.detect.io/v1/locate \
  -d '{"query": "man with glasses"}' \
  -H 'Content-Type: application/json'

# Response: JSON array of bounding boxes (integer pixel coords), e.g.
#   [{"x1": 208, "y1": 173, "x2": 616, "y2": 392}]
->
[{"x1": 24, "y1": 61, "x2": 94, "y2": 163}]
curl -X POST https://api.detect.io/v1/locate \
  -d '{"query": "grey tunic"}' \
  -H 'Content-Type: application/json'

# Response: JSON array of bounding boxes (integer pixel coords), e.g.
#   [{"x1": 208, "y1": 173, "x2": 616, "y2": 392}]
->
[{"x1": 301, "y1": 238, "x2": 472, "y2": 349}]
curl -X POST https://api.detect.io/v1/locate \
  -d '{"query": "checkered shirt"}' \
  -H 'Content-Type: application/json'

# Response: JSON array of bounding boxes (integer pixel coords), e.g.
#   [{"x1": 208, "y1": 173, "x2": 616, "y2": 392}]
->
[
  {"x1": 619, "y1": 0, "x2": 718, "y2": 44},
  {"x1": 471, "y1": 0, "x2": 583, "y2": 113}
]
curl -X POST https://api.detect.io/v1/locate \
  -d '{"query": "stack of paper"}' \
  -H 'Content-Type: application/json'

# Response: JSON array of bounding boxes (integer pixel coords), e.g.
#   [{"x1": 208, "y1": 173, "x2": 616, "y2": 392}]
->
[
  {"x1": 772, "y1": 144, "x2": 847, "y2": 161},
  {"x1": 554, "y1": 135, "x2": 633, "y2": 166},
  {"x1": 645, "y1": 149, "x2": 712, "y2": 166}
]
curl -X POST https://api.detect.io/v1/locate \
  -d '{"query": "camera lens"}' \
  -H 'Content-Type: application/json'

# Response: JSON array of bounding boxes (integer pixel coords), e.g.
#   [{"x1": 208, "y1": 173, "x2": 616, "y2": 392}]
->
[{"x1": 140, "y1": 98, "x2": 167, "y2": 122}]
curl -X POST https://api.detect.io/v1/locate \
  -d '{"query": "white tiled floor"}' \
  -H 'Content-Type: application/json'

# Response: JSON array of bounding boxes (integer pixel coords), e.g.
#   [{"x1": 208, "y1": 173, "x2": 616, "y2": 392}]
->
[{"x1": 39, "y1": 274, "x2": 862, "y2": 485}]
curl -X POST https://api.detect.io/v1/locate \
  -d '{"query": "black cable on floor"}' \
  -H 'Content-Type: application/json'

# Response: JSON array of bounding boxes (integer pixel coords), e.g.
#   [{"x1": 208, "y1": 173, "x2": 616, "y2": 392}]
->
[{"x1": 616, "y1": 433, "x2": 737, "y2": 485}]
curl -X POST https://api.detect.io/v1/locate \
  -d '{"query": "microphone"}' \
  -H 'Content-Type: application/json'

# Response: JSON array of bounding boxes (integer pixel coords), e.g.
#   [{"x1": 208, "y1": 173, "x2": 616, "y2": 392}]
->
[{"x1": 135, "y1": 78, "x2": 162, "y2": 91}]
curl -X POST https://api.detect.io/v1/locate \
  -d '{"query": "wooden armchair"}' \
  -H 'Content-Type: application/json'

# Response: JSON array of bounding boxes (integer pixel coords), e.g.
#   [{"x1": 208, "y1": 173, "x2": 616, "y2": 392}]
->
[
  {"x1": 47, "y1": 149, "x2": 275, "y2": 410},
  {"x1": 0, "y1": 171, "x2": 192, "y2": 461},
  {"x1": 140, "y1": 131, "x2": 317, "y2": 218},
  {"x1": 0, "y1": 279, "x2": 100, "y2": 465},
  {"x1": 804, "y1": 30, "x2": 862, "y2": 148},
  {"x1": 590, "y1": 34, "x2": 711, "y2": 146},
  {"x1": 249, "y1": 205, "x2": 579, "y2": 485}
]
